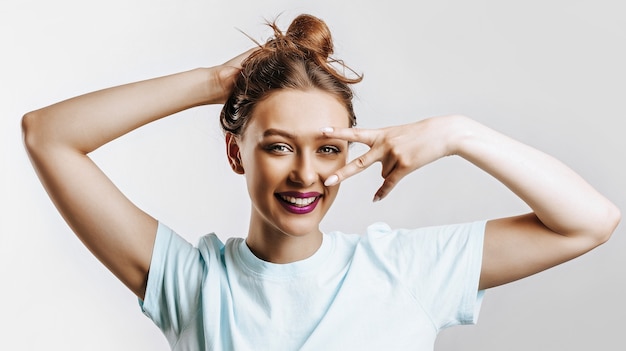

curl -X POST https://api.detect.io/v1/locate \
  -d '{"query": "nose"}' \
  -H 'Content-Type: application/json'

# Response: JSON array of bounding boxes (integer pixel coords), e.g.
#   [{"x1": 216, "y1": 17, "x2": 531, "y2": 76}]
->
[{"x1": 288, "y1": 153, "x2": 318, "y2": 187}]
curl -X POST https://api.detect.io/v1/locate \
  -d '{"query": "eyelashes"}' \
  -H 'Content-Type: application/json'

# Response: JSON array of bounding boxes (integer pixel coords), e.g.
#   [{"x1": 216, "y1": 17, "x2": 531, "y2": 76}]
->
[
  {"x1": 266, "y1": 143, "x2": 292, "y2": 153},
  {"x1": 264, "y1": 143, "x2": 342, "y2": 155},
  {"x1": 318, "y1": 145, "x2": 340, "y2": 154}
]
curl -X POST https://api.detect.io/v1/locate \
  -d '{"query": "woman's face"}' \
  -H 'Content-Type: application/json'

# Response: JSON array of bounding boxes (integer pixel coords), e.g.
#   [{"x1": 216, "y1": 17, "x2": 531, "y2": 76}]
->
[{"x1": 229, "y1": 89, "x2": 351, "y2": 239}]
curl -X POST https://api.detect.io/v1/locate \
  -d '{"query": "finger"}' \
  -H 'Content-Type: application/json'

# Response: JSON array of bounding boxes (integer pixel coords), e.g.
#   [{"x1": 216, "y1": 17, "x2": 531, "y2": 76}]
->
[
  {"x1": 324, "y1": 149, "x2": 381, "y2": 186},
  {"x1": 373, "y1": 170, "x2": 406, "y2": 202},
  {"x1": 380, "y1": 158, "x2": 397, "y2": 179},
  {"x1": 223, "y1": 47, "x2": 259, "y2": 68},
  {"x1": 320, "y1": 127, "x2": 377, "y2": 146}
]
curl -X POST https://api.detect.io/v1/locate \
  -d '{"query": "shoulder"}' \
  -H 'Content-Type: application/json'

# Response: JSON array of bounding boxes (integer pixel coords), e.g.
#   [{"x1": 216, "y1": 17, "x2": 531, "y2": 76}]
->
[
  {"x1": 154, "y1": 223, "x2": 235, "y2": 267},
  {"x1": 330, "y1": 221, "x2": 486, "y2": 271},
  {"x1": 325, "y1": 220, "x2": 486, "y2": 246},
  {"x1": 345, "y1": 221, "x2": 486, "y2": 248}
]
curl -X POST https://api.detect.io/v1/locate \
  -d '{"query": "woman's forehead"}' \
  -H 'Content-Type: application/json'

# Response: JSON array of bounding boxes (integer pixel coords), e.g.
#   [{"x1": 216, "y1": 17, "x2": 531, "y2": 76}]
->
[{"x1": 247, "y1": 89, "x2": 351, "y2": 132}]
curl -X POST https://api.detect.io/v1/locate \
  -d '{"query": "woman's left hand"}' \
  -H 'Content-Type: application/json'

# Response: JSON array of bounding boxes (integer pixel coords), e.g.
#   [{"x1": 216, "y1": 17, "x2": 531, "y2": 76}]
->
[
  {"x1": 323, "y1": 114, "x2": 620, "y2": 290},
  {"x1": 322, "y1": 115, "x2": 466, "y2": 201}
]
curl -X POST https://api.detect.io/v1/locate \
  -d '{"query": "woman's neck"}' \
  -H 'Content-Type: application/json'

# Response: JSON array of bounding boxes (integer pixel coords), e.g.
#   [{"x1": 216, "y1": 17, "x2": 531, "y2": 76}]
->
[{"x1": 245, "y1": 225, "x2": 323, "y2": 264}]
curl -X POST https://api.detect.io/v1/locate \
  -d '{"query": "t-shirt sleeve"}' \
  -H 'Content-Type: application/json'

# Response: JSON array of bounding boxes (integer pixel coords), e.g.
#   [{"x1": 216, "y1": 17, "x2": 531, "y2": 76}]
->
[
  {"x1": 139, "y1": 221, "x2": 205, "y2": 342},
  {"x1": 366, "y1": 221, "x2": 486, "y2": 330}
]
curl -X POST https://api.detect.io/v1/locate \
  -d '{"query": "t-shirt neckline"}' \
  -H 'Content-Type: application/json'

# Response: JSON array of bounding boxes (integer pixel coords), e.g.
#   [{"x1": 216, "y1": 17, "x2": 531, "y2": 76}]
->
[{"x1": 236, "y1": 233, "x2": 333, "y2": 279}]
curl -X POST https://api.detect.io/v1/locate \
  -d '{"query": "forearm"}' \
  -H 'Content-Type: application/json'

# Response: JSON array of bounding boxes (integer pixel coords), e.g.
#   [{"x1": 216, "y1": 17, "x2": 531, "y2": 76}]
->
[
  {"x1": 23, "y1": 67, "x2": 219, "y2": 154},
  {"x1": 321, "y1": 114, "x2": 619, "y2": 289},
  {"x1": 452, "y1": 115, "x2": 620, "y2": 240}
]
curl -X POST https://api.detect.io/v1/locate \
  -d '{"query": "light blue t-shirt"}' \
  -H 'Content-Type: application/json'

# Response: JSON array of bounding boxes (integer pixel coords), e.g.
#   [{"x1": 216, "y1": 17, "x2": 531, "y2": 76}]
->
[{"x1": 140, "y1": 221, "x2": 485, "y2": 350}]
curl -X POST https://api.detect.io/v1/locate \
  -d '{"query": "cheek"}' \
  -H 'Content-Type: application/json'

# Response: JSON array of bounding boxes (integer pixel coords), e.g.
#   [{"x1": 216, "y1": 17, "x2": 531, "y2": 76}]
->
[
  {"x1": 245, "y1": 154, "x2": 290, "y2": 185},
  {"x1": 245, "y1": 166, "x2": 281, "y2": 204},
  {"x1": 324, "y1": 154, "x2": 348, "y2": 175}
]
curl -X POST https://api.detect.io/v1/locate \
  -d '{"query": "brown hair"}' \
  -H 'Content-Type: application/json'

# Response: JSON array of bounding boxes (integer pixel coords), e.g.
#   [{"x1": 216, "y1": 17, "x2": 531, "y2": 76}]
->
[{"x1": 220, "y1": 14, "x2": 362, "y2": 136}]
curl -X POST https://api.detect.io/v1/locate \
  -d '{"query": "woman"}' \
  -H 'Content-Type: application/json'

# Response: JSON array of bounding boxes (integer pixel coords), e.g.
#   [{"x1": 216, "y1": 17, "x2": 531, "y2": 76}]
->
[{"x1": 22, "y1": 14, "x2": 620, "y2": 350}]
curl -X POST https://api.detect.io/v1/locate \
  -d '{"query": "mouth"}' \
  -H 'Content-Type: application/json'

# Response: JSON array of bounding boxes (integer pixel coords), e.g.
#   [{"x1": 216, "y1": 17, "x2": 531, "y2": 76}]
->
[{"x1": 275, "y1": 191, "x2": 323, "y2": 214}]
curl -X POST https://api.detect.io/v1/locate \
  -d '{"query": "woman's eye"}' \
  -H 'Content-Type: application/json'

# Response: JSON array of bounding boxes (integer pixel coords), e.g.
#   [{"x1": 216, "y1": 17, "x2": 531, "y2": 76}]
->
[
  {"x1": 319, "y1": 145, "x2": 340, "y2": 154},
  {"x1": 267, "y1": 143, "x2": 292, "y2": 153}
]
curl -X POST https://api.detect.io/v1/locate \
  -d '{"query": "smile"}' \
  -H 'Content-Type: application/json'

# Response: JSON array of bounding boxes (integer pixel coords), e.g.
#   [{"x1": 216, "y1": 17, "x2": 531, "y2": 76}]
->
[{"x1": 276, "y1": 192, "x2": 322, "y2": 214}]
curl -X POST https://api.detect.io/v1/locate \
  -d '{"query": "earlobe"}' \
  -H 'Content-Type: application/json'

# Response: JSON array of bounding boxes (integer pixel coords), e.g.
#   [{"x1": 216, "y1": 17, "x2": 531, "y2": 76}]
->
[{"x1": 225, "y1": 132, "x2": 245, "y2": 174}]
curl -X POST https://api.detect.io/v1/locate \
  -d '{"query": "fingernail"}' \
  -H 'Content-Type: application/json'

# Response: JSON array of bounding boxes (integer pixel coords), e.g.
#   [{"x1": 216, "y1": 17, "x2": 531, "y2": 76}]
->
[
  {"x1": 372, "y1": 195, "x2": 381, "y2": 203},
  {"x1": 320, "y1": 127, "x2": 334, "y2": 133},
  {"x1": 324, "y1": 175, "x2": 339, "y2": 186}
]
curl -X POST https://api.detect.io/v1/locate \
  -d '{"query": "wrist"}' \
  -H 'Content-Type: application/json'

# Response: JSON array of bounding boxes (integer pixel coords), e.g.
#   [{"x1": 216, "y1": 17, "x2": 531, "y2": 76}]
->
[
  {"x1": 184, "y1": 67, "x2": 220, "y2": 105},
  {"x1": 205, "y1": 64, "x2": 240, "y2": 105},
  {"x1": 201, "y1": 67, "x2": 224, "y2": 105},
  {"x1": 439, "y1": 114, "x2": 478, "y2": 157}
]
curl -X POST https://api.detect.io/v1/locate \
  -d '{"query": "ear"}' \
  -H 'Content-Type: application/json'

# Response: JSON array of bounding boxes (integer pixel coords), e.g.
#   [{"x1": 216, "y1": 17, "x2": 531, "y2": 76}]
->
[{"x1": 225, "y1": 132, "x2": 245, "y2": 174}]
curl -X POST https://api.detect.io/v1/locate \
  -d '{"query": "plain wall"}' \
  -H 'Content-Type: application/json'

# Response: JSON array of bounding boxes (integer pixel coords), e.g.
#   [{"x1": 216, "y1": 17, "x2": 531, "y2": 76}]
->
[{"x1": 1, "y1": 0, "x2": 624, "y2": 350}]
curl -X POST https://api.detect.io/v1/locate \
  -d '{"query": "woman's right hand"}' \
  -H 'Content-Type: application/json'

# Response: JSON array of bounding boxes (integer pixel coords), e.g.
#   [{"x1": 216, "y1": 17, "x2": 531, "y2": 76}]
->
[
  {"x1": 210, "y1": 48, "x2": 258, "y2": 104},
  {"x1": 21, "y1": 48, "x2": 256, "y2": 300}
]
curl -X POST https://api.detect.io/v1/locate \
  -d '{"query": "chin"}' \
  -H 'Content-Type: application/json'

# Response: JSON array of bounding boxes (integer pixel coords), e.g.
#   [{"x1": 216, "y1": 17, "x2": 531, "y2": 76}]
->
[{"x1": 275, "y1": 217, "x2": 323, "y2": 238}]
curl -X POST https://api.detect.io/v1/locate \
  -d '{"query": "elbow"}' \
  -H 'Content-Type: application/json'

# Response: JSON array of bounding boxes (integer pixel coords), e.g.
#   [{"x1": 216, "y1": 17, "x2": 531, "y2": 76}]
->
[
  {"x1": 22, "y1": 110, "x2": 47, "y2": 155},
  {"x1": 592, "y1": 202, "x2": 621, "y2": 246},
  {"x1": 22, "y1": 111, "x2": 38, "y2": 152},
  {"x1": 604, "y1": 204, "x2": 621, "y2": 242}
]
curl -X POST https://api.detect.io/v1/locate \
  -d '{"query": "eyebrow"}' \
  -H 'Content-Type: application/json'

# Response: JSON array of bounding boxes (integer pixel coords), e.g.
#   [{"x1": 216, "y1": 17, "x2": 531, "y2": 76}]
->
[
  {"x1": 262, "y1": 128, "x2": 330, "y2": 141},
  {"x1": 263, "y1": 128, "x2": 296, "y2": 139}
]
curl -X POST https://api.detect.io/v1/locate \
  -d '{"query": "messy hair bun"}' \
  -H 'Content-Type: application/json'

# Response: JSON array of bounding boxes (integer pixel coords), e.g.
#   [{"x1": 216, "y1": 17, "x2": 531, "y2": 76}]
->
[{"x1": 220, "y1": 14, "x2": 362, "y2": 136}]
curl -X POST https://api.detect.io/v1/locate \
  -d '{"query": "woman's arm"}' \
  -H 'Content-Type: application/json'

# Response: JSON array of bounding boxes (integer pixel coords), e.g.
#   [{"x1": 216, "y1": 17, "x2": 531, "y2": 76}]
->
[
  {"x1": 22, "y1": 51, "x2": 251, "y2": 299},
  {"x1": 450, "y1": 116, "x2": 620, "y2": 289},
  {"x1": 321, "y1": 115, "x2": 621, "y2": 290}
]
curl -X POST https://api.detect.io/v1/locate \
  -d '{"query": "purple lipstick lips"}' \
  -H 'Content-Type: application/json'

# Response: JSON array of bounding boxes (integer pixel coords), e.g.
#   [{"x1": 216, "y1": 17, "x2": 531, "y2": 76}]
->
[{"x1": 276, "y1": 191, "x2": 322, "y2": 214}]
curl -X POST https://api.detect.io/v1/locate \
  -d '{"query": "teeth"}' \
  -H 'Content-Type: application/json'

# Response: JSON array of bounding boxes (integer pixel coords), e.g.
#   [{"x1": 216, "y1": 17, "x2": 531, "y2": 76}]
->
[{"x1": 281, "y1": 195, "x2": 317, "y2": 207}]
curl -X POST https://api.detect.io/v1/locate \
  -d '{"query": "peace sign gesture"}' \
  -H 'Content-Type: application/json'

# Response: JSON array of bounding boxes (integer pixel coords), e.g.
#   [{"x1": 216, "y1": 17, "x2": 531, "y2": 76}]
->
[{"x1": 322, "y1": 115, "x2": 464, "y2": 201}]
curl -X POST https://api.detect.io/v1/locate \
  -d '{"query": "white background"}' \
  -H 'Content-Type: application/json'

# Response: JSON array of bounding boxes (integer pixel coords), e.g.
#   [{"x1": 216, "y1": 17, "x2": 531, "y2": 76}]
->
[{"x1": 1, "y1": 0, "x2": 625, "y2": 350}]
